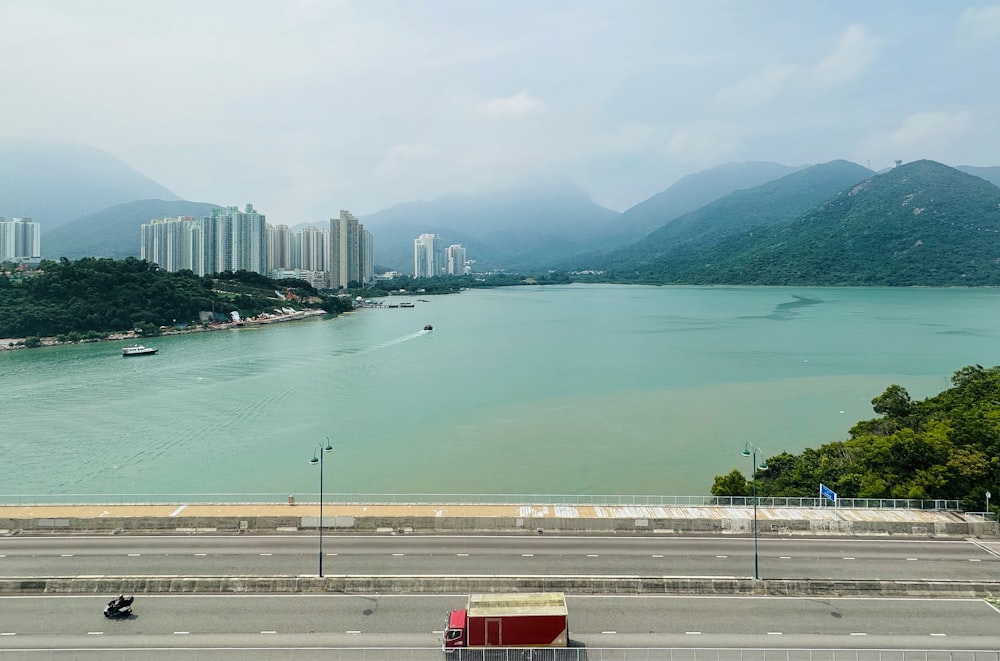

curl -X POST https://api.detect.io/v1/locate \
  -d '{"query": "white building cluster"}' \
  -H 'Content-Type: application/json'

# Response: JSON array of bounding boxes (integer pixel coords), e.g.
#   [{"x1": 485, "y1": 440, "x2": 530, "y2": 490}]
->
[
  {"x1": 140, "y1": 205, "x2": 373, "y2": 290},
  {"x1": 413, "y1": 233, "x2": 468, "y2": 277},
  {"x1": 0, "y1": 217, "x2": 41, "y2": 262}
]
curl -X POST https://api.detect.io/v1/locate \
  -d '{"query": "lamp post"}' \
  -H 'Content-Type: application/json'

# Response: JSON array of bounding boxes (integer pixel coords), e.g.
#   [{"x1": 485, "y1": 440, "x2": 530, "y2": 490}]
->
[
  {"x1": 309, "y1": 438, "x2": 334, "y2": 578},
  {"x1": 987, "y1": 491, "x2": 992, "y2": 521},
  {"x1": 741, "y1": 442, "x2": 768, "y2": 580}
]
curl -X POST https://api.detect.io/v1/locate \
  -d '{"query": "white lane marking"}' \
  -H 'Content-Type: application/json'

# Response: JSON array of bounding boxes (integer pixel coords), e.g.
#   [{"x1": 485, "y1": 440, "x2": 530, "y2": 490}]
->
[
  {"x1": 261, "y1": 630, "x2": 277, "y2": 634},
  {"x1": 522, "y1": 554, "x2": 534, "y2": 557},
  {"x1": 587, "y1": 554, "x2": 599, "y2": 557},
  {"x1": 169, "y1": 505, "x2": 187, "y2": 517},
  {"x1": 326, "y1": 553, "x2": 338, "y2": 556},
  {"x1": 842, "y1": 557, "x2": 856, "y2": 560},
  {"x1": 0, "y1": 555, "x2": 6, "y2": 558},
  {"x1": 652, "y1": 554, "x2": 664, "y2": 558},
  {"x1": 194, "y1": 553, "x2": 206, "y2": 556},
  {"x1": 260, "y1": 553, "x2": 272, "y2": 556},
  {"x1": 0, "y1": 633, "x2": 16, "y2": 636},
  {"x1": 850, "y1": 632, "x2": 867, "y2": 636},
  {"x1": 930, "y1": 633, "x2": 947, "y2": 637},
  {"x1": 347, "y1": 630, "x2": 362, "y2": 634},
  {"x1": 174, "y1": 631, "x2": 189, "y2": 635},
  {"x1": 767, "y1": 631, "x2": 782, "y2": 635},
  {"x1": 906, "y1": 557, "x2": 918, "y2": 561},
  {"x1": 601, "y1": 631, "x2": 616, "y2": 634},
  {"x1": 457, "y1": 553, "x2": 469, "y2": 557},
  {"x1": 61, "y1": 554, "x2": 73, "y2": 557},
  {"x1": 87, "y1": 632, "x2": 104, "y2": 635},
  {"x1": 685, "y1": 631, "x2": 701, "y2": 635},
  {"x1": 127, "y1": 553, "x2": 140, "y2": 557},
  {"x1": 970, "y1": 558, "x2": 981, "y2": 562}
]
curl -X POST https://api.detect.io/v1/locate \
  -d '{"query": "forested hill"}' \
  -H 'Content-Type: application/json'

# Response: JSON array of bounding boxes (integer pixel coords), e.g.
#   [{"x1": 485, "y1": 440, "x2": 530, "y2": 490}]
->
[
  {"x1": 0, "y1": 257, "x2": 351, "y2": 340},
  {"x1": 629, "y1": 160, "x2": 1000, "y2": 286},
  {"x1": 588, "y1": 160, "x2": 872, "y2": 276},
  {"x1": 712, "y1": 365, "x2": 1000, "y2": 510}
]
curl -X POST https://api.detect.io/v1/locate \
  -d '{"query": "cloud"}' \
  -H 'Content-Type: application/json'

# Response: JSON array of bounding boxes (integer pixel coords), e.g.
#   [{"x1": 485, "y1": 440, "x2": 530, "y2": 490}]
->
[
  {"x1": 374, "y1": 143, "x2": 435, "y2": 178},
  {"x1": 715, "y1": 63, "x2": 801, "y2": 107},
  {"x1": 812, "y1": 24, "x2": 880, "y2": 87},
  {"x1": 482, "y1": 91, "x2": 546, "y2": 117},
  {"x1": 857, "y1": 110, "x2": 976, "y2": 164},
  {"x1": 957, "y1": 5, "x2": 1000, "y2": 48},
  {"x1": 667, "y1": 120, "x2": 743, "y2": 164}
]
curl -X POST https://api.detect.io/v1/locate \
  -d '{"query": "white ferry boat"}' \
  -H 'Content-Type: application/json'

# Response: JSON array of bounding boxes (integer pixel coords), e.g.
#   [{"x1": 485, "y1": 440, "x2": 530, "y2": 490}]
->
[{"x1": 122, "y1": 344, "x2": 158, "y2": 357}]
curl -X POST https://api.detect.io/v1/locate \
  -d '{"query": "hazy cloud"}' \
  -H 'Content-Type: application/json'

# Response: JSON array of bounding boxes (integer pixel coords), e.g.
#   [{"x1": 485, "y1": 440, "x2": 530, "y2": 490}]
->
[
  {"x1": 811, "y1": 24, "x2": 880, "y2": 87},
  {"x1": 0, "y1": 2, "x2": 996, "y2": 218},
  {"x1": 482, "y1": 92, "x2": 546, "y2": 117},
  {"x1": 957, "y1": 4, "x2": 1000, "y2": 47}
]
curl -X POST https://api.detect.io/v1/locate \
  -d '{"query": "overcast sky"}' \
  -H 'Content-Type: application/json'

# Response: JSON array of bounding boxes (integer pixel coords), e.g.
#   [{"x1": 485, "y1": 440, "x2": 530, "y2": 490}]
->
[{"x1": 2, "y1": 0, "x2": 999, "y2": 223}]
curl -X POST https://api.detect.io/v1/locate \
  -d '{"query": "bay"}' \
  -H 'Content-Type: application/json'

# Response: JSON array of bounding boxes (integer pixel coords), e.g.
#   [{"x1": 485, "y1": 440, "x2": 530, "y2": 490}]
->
[{"x1": 2, "y1": 284, "x2": 998, "y2": 501}]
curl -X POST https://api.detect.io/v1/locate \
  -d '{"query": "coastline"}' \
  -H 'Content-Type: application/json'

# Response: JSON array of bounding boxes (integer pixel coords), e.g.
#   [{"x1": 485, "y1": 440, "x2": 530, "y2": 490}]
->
[{"x1": 0, "y1": 307, "x2": 331, "y2": 352}]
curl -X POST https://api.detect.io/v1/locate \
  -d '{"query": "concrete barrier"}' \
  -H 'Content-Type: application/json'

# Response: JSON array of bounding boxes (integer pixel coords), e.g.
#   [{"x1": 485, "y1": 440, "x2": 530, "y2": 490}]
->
[
  {"x1": 1, "y1": 575, "x2": 998, "y2": 598},
  {"x1": 0, "y1": 515, "x2": 989, "y2": 537}
]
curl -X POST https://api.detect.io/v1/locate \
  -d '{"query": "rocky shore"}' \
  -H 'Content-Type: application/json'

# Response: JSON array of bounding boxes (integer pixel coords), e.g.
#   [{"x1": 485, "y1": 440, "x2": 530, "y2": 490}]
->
[{"x1": 0, "y1": 308, "x2": 330, "y2": 352}]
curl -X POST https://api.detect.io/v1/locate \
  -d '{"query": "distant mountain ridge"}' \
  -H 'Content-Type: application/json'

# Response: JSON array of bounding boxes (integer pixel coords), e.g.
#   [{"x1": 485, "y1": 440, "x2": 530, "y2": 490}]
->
[
  {"x1": 604, "y1": 161, "x2": 804, "y2": 245},
  {"x1": 0, "y1": 140, "x2": 180, "y2": 229},
  {"x1": 608, "y1": 160, "x2": 1000, "y2": 286},
  {"x1": 44, "y1": 200, "x2": 221, "y2": 260},
  {"x1": 361, "y1": 179, "x2": 620, "y2": 271}
]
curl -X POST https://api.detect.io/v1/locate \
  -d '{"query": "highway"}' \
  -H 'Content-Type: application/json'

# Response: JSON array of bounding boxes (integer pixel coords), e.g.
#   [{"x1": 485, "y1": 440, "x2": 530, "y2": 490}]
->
[
  {"x1": 1, "y1": 534, "x2": 998, "y2": 580},
  {"x1": 0, "y1": 594, "x2": 998, "y2": 656}
]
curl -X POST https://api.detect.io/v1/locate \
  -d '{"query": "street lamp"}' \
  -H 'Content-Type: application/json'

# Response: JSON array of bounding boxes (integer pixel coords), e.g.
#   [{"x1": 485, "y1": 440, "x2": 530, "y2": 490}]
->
[
  {"x1": 741, "y1": 442, "x2": 768, "y2": 581},
  {"x1": 309, "y1": 438, "x2": 334, "y2": 578}
]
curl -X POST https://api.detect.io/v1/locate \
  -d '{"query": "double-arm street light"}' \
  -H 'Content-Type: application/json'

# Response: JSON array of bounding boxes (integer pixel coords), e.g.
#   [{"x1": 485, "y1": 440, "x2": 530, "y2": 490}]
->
[
  {"x1": 741, "y1": 442, "x2": 768, "y2": 581},
  {"x1": 309, "y1": 438, "x2": 334, "y2": 578}
]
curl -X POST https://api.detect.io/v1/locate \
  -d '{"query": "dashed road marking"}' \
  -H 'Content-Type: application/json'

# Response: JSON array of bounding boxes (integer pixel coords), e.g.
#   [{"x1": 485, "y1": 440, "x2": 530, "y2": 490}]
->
[
  {"x1": 906, "y1": 557, "x2": 918, "y2": 561},
  {"x1": 767, "y1": 632, "x2": 782, "y2": 635},
  {"x1": 392, "y1": 553, "x2": 404, "y2": 556},
  {"x1": 842, "y1": 557, "x2": 856, "y2": 560},
  {"x1": 652, "y1": 554, "x2": 664, "y2": 558},
  {"x1": 0, "y1": 633, "x2": 16, "y2": 636},
  {"x1": 127, "y1": 553, "x2": 140, "y2": 557},
  {"x1": 685, "y1": 631, "x2": 701, "y2": 635},
  {"x1": 347, "y1": 630, "x2": 361, "y2": 634},
  {"x1": 587, "y1": 554, "x2": 599, "y2": 557},
  {"x1": 174, "y1": 631, "x2": 189, "y2": 635},
  {"x1": 260, "y1": 553, "x2": 272, "y2": 556},
  {"x1": 715, "y1": 555, "x2": 727, "y2": 558},
  {"x1": 850, "y1": 632, "x2": 867, "y2": 636},
  {"x1": 194, "y1": 553, "x2": 206, "y2": 556},
  {"x1": 779, "y1": 556, "x2": 791, "y2": 559},
  {"x1": 930, "y1": 633, "x2": 947, "y2": 637},
  {"x1": 61, "y1": 554, "x2": 73, "y2": 557},
  {"x1": 457, "y1": 553, "x2": 469, "y2": 557},
  {"x1": 601, "y1": 631, "x2": 616, "y2": 634},
  {"x1": 522, "y1": 554, "x2": 534, "y2": 557},
  {"x1": 261, "y1": 630, "x2": 277, "y2": 634},
  {"x1": 87, "y1": 632, "x2": 103, "y2": 635}
]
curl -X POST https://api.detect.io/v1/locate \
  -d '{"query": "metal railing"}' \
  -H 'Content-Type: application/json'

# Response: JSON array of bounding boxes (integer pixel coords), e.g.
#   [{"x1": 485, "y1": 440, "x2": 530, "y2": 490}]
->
[
  {"x1": 1, "y1": 649, "x2": 996, "y2": 661},
  {"x1": 0, "y1": 493, "x2": 961, "y2": 510}
]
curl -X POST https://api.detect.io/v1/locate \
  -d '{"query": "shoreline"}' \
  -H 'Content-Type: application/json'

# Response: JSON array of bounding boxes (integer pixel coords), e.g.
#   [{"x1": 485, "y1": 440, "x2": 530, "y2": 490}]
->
[{"x1": 0, "y1": 307, "x2": 331, "y2": 352}]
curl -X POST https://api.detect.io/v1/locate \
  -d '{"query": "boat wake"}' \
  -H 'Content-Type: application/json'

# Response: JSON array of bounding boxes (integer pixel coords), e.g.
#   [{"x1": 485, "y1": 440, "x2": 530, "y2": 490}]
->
[{"x1": 367, "y1": 330, "x2": 427, "y2": 352}]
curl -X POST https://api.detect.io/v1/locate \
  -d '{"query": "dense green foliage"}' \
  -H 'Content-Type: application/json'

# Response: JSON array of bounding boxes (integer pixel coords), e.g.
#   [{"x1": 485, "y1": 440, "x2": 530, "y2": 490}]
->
[
  {"x1": 0, "y1": 257, "x2": 350, "y2": 338},
  {"x1": 711, "y1": 365, "x2": 1000, "y2": 510},
  {"x1": 360, "y1": 271, "x2": 573, "y2": 297},
  {"x1": 594, "y1": 160, "x2": 1000, "y2": 286}
]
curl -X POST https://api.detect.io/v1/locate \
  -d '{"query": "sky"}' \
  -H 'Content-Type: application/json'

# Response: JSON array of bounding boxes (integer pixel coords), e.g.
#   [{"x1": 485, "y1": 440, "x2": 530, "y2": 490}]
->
[{"x1": 2, "y1": 0, "x2": 999, "y2": 223}]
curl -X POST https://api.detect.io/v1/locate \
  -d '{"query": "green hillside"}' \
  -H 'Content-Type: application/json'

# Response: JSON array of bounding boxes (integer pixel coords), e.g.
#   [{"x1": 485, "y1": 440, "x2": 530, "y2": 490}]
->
[
  {"x1": 595, "y1": 160, "x2": 872, "y2": 277},
  {"x1": 43, "y1": 199, "x2": 221, "y2": 260},
  {"x1": 680, "y1": 160, "x2": 1000, "y2": 286}
]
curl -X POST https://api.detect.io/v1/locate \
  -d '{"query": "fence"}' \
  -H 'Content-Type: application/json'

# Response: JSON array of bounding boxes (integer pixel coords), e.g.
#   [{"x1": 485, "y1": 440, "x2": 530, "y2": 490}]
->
[{"x1": 0, "y1": 493, "x2": 961, "y2": 510}]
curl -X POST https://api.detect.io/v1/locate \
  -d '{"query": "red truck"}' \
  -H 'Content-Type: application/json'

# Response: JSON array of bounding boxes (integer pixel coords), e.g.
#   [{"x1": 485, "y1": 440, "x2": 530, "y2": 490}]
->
[{"x1": 442, "y1": 592, "x2": 569, "y2": 653}]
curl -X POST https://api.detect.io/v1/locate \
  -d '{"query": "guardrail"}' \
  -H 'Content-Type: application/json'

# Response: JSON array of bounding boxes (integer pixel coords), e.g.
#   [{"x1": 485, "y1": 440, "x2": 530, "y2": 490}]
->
[{"x1": 0, "y1": 492, "x2": 962, "y2": 510}]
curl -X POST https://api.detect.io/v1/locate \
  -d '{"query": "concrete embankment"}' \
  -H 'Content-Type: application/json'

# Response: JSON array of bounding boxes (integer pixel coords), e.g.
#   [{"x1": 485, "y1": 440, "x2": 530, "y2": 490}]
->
[
  {"x1": 2, "y1": 576, "x2": 999, "y2": 599},
  {"x1": 1, "y1": 503, "x2": 995, "y2": 537}
]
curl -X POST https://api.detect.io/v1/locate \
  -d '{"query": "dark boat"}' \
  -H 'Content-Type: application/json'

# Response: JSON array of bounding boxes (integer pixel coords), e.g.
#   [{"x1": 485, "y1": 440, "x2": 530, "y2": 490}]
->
[{"x1": 423, "y1": 325, "x2": 433, "y2": 331}]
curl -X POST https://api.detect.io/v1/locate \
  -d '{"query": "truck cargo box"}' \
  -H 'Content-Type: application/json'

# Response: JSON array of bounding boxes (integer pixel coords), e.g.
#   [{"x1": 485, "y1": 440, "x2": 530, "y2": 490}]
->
[{"x1": 445, "y1": 592, "x2": 569, "y2": 650}]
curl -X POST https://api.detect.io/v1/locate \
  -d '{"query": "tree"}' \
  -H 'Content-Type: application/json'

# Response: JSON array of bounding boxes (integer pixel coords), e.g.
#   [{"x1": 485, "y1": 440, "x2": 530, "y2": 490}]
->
[
  {"x1": 871, "y1": 384, "x2": 912, "y2": 418},
  {"x1": 711, "y1": 469, "x2": 749, "y2": 496}
]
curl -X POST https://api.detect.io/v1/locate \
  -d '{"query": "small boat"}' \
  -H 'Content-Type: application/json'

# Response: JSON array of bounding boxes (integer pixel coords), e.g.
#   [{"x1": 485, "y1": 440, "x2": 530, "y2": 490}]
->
[
  {"x1": 423, "y1": 325, "x2": 433, "y2": 331},
  {"x1": 122, "y1": 344, "x2": 158, "y2": 357}
]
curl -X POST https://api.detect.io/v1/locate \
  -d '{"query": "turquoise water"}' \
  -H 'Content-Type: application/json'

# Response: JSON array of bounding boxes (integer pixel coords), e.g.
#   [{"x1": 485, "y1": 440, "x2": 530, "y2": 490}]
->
[{"x1": 2, "y1": 284, "x2": 998, "y2": 499}]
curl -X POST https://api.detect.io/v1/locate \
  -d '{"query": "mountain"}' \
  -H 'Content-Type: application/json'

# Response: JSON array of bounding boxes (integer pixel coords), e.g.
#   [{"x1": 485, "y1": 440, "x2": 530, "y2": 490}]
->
[
  {"x1": 0, "y1": 140, "x2": 181, "y2": 230},
  {"x1": 643, "y1": 160, "x2": 1000, "y2": 286},
  {"x1": 361, "y1": 178, "x2": 620, "y2": 271},
  {"x1": 592, "y1": 160, "x2": 873, "y2": 274},
  {"x1": 43, "y1": 200, "x2": 220, "y2": 260},
  {"x1": 956, "y1": 165, "x2": 1000, "y2": 187},
  {"x1": 603, "y1": 161, "x2": 803, "y2": 246}
]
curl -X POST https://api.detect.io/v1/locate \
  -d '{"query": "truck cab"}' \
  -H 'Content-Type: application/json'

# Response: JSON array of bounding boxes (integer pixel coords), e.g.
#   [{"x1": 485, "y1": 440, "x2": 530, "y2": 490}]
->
[{"x1": 443, "y1": 608, "x2": 468, "y2": 651}]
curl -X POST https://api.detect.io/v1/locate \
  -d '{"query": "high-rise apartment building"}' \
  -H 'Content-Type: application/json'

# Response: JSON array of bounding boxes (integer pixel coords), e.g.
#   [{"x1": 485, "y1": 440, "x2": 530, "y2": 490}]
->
[
  {"x1": 446, "y1": 244, "x2": 467, "y2": 275},
  {"x1": 413, "y1": 233, "x2": 444, "y2": 277},
  {"x1": 329, "y1": 210, "x2": 372, "y2": 289},
  {"x1": 0, "y1": 217, "x2": 41, "y2": 262},
  {"x1": 269, "y1": 224, "x2": 292, "y2": 271},
  {"x1": 141, "y1": 216, "x2": 201, "y2": 273}
]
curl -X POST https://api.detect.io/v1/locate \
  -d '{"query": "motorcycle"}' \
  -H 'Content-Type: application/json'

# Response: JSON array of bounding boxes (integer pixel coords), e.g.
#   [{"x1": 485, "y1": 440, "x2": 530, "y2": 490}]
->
[{"x1": 103, "y1": 595, "x2": 134, "y2": 618}]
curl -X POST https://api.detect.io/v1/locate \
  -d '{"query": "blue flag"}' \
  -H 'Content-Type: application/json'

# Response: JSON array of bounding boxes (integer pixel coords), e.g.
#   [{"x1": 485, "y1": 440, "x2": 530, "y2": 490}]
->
[{"x1": 820, "y1": 483, "x2": 837, "y2": 503}]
